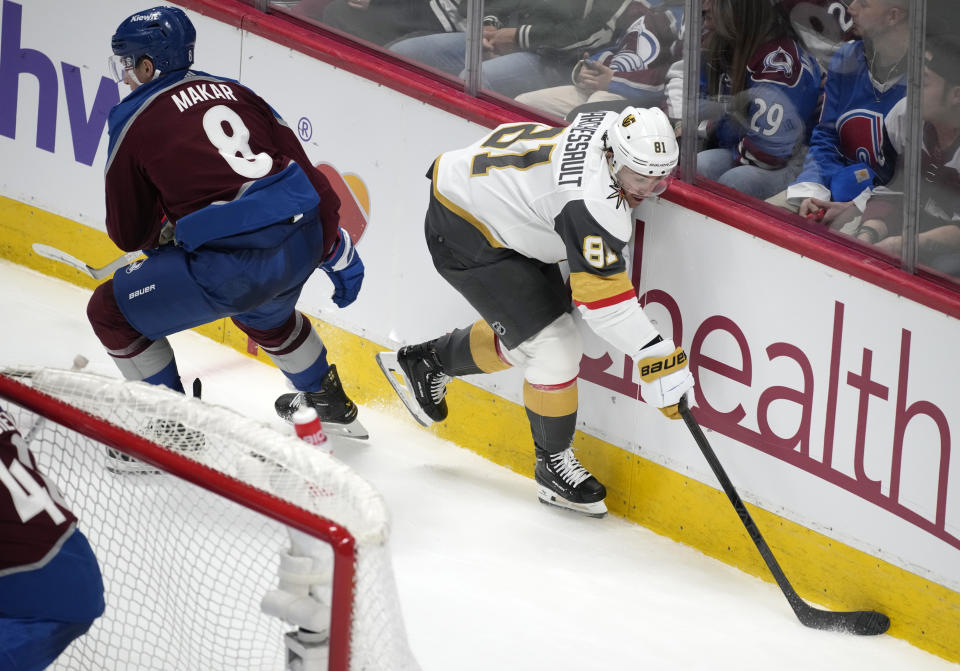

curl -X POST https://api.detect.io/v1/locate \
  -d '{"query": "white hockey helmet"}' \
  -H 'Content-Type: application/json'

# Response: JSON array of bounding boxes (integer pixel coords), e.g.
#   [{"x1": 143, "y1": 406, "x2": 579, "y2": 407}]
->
[{"x1": 606, "y1": 106, "x2": 679, "y2": 177}]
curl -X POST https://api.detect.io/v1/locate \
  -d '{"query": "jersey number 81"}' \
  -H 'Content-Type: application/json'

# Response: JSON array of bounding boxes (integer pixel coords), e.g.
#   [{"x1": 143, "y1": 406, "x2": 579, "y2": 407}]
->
[{"x1": 471, "y1": 124, "x2": 564, "y2": 176}]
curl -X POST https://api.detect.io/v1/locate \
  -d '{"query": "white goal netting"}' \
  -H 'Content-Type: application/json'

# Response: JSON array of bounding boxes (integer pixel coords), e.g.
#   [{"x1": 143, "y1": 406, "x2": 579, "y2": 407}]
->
[{"x1": 0, "y1": 367, "x2": 420, "y2": 671}]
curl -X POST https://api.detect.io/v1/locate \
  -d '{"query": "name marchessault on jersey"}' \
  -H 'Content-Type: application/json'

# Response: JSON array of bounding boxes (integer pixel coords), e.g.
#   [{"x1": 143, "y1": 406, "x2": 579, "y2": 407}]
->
[{"x1": 557, "y1": 112, "x2": 607, "y2": 188}]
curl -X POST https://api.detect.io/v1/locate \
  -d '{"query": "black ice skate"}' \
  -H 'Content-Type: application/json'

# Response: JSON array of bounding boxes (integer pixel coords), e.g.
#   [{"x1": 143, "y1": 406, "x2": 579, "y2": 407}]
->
[
  {"x1": 274, "y1": 365, "x2": 369, "y2": 439},
  {"x1": 534, "y1": 446, "x2": 608, "y2": 518},
  {"x1": 375, "y1": 343, "x2": 450, "y2": 427},
  {"x1": 106, "y1": 419, "x2": 205, "y2": 475}
]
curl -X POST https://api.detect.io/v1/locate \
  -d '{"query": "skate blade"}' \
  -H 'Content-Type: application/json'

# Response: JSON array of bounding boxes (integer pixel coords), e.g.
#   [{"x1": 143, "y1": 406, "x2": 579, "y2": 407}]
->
[
  {"x1": 536, "y1": 485, "x2": 607, "y2": 518},
  {"x1": 375, "y1": 351, "x2": 434, "y2": 427},
  {"x1": 323, "y1": 417, "x2": 369, "y2": 440}
]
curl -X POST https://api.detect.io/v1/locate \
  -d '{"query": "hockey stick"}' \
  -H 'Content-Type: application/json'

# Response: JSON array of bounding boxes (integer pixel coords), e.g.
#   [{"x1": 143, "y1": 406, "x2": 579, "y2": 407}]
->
[
  {"x1": 32, "y1": 243, "x2": 142, "y2": 280},
  {"x1": 677, "y1": 396, "x2": 890, "y2": 635},
  {"x1": 21, "y1": 355, "x2": 89, "y2": 445}
]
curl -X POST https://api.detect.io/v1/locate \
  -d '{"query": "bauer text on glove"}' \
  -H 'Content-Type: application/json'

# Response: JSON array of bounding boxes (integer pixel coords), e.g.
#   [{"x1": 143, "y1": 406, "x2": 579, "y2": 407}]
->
[
  {"x1": 637, "y1": 338, "x2": 694, "y2": 420},
  {"x1": 320, "y1": 227, "x2": 364, "y2": 308}
]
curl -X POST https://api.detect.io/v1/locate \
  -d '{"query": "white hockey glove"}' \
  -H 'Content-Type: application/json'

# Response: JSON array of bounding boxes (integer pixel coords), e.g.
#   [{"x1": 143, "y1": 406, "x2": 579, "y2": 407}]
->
[{"x1": 637, "y1": 338, "x2": 694, "y2": 420}]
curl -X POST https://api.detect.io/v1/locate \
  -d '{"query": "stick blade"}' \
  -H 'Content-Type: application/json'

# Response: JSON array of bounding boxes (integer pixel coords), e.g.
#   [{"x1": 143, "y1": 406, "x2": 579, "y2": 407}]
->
[
  {"x1": 798, "y1": 605, "x2": 890, "y2": 635},
  {"x1": 32, "y1": 243, "x2": 92, "y2": 274},
  {"x1": 851, "y1": 611, "x2": 891, "y2": 636}
]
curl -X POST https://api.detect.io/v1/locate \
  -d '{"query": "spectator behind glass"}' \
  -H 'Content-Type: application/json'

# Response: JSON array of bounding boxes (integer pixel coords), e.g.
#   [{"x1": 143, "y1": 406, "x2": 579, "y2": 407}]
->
[
  {"x1": 301, "y1": 0, "x2": 465, "y2": 47},
  {"x1": 688, "y1": 0, "x2": 823, "y2": 201},
  {"x1": 854, "y1": 34, "x2": 960, "y2": 277},
  {"x1": 388, "y1": 0, "x2": 633, "y2": 98},
  {"x1": 767, "y1": 0, "x2": 908, "y2": 232},
  {"x1": 513, "y1": 2, "x2": 681, "y2": 121},
  {"x1": 780, "y1": 0, "x2": 859, "y2": 70}
]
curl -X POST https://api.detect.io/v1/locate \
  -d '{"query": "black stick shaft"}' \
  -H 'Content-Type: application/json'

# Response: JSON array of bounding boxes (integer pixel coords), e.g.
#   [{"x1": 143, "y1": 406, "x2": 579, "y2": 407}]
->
[
  {"x1": 677, "y1": 396, "x2": 890, "y2": 635},
  {"x1": 678, "y1": 397, "x2": 805, "y2": 610}
]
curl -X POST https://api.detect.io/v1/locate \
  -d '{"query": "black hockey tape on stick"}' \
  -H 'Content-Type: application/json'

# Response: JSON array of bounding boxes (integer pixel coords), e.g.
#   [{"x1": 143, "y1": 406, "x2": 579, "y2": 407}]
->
[{"x1": 678, "y1": 396, "x2": 890, "y2": 635}]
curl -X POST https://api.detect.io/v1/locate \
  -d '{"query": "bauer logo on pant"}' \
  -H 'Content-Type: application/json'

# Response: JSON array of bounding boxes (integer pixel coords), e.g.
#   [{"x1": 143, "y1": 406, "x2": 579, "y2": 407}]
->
[{"x1": 128, "y1": 284, "x2": 156, "y2": 300}]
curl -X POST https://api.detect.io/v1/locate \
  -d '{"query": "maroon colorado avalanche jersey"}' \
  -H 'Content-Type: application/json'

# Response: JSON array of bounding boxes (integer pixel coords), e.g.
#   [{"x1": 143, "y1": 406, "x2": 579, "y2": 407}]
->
[
  {"x1": 104, "y1": 69, "x2": 338, "y2": 254},
  {"x1": 0, "y1": 408, "x2": 78, "y2": 576}
]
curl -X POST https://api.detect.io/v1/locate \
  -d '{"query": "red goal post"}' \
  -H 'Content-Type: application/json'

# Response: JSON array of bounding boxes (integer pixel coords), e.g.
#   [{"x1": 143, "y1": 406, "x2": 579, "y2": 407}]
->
[{"x1": 0, "y1": 367, "x2": 420, "y2": 671}]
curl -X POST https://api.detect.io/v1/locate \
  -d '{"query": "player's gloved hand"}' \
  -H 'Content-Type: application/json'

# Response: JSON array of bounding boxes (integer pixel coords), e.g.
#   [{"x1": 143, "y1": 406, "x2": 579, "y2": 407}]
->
[
  {"x1": 319, "y1": 227, "x2": 364, "y2": 308},
  {"x1": 636, "y1": 338, "x2": 694, "y2": 420}
]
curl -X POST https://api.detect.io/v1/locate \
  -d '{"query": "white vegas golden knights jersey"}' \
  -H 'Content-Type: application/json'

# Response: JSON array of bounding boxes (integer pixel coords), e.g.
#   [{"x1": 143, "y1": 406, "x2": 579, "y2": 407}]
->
[
  {"x1": 430, "y1": 110, "x2": 661, "y2": 358},
  {"x1": 432, "y1": 111, "x2": 631, "y2": 264}
]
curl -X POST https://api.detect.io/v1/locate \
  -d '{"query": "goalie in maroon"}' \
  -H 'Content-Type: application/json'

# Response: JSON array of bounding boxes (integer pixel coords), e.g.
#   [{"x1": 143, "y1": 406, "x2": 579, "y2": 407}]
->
[
  {"x1": 86, "y1": 6, "x2": 368, "y2": 444},
  {"x1": 0, "y1": 407, "x2": 105, "y2": 670}
]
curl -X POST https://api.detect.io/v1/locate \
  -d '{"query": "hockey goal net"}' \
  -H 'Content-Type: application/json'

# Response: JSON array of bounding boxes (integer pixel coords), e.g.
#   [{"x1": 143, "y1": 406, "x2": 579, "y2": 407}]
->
[{"x1": 0, "y1": 367, "x2": 420, "y2": 671}]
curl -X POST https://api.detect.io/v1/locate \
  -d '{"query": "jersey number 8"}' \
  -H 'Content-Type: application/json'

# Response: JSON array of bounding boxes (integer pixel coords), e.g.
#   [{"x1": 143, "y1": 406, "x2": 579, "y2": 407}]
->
[{"x1": 202, "y1": 104, "x2": 273, "y2": 179}]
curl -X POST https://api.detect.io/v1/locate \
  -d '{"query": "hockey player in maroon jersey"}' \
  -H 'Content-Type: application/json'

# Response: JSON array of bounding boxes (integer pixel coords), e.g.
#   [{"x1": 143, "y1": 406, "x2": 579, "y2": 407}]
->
[
  {"x1": 377, "y1": 107, "x2": 694, "y2": 518},
  {"x1": 0, "y1": 407, "x2": 105, "y2": 670},
  {"x1": 86, "y1": 7, "x2": 368, "y2": 451}
]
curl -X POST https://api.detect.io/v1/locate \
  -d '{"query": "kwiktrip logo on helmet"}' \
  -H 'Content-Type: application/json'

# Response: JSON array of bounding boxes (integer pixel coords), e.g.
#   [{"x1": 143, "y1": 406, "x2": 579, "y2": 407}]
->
[
  {"x1": 557, "y1": 111, "x2": 607, "y2": 188},
  {"x1": 131, "y1": 11, "x2": 163, "y2": 21}
]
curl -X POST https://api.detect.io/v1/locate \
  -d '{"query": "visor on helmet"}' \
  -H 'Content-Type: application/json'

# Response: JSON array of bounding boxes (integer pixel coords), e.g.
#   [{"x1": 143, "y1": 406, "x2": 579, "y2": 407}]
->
[
  {"x1": 107, "y1": 54, "x2": 136, "y2": 83},
  {"x1": 616, "y1": 167, "x2": 674, "y2": 197}
]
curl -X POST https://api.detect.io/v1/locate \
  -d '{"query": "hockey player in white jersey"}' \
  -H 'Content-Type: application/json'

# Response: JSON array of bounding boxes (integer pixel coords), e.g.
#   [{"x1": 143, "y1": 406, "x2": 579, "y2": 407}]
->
[{"x1": 378, "y1": 107, "x2": 694, "y2": 518}]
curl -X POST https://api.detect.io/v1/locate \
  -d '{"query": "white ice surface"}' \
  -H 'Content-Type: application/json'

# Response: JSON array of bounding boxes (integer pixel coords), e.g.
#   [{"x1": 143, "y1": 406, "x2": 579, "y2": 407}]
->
[{"x1": 1, "y1": 259, "x2": 956, "y2": 671}]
